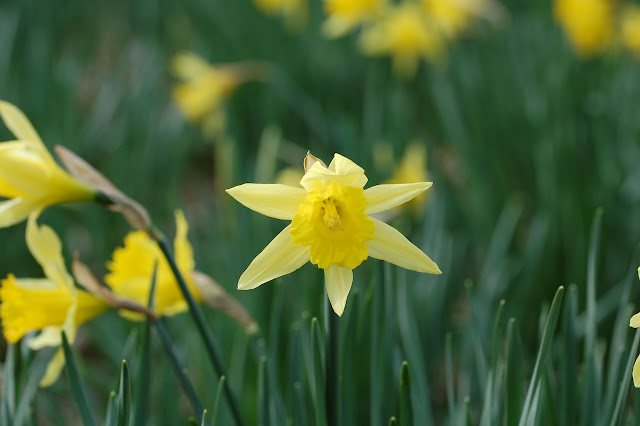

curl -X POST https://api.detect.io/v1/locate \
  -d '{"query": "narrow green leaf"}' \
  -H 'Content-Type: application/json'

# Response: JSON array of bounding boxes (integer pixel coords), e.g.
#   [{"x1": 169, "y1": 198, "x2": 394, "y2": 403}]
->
[
  {"x1": 609, "y1": 328, "x2": 640, "y2": 426},
  {"x1": 504, "y1": 318, "x2": 524, "y2": 426},
  {"x1": 153, "y1": 319, "x2": 205, "y2": 417},
  {"x1": 398, "y1": 362, "x2": 412, "y2": 426},
  {"x1": 13, "y1": 348, "x2": 55, "y2": 426},
  {"x1": 560, "y1": 285, "x2": 578, "y2": 426},
  {"x1": 1, "y1": 344, "x2": 16, "y2": 424},
  {"x1": 258, "y1": 357, "x2": 269, "y2": 426},
  {"x1": 201, "y1": 409, "x2": 208, "y2": 426},
  {"x1": 155, "y1": 236, "x2": 244, "y2": 426},
  {"x1": 117, "y1": 360, "x2": 130, "y2": 426},
  {"x1": 518, "y1": 286, "x2": 565, "y2": 426},
  {"x1": 105, "y1": 391, "x2": 117, "y2": 426},
  {"x1": 480, "y1": 299, "x2": 506, "y2": 426},
  {"x1": 464, "y1": 397, "x2": 472, "y2": 426},
  {"x1": 211, "y1": 376, "x2": 225, "y2": 426},
  {"x1": 388, "y1": 417, "x2": 397, "y2": 426},
  {"x1": 582, "y1": 208, "x2": 603, "y2": 426},
  {"x1": 444, "y1": 333, "x2": 455, "y2": 421},
  {"x1": 130, "y1": 261, "x2": 157, "y2": 426},
  {"x1": 61, "y1": 331, "x2": 96, "y2": 426}
]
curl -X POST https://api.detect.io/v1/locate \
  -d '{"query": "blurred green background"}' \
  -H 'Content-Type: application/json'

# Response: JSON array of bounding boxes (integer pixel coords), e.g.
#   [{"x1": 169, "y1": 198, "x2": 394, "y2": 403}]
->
[{"x1": 3, "y1": 0, "x2": 640, "y2": 424}]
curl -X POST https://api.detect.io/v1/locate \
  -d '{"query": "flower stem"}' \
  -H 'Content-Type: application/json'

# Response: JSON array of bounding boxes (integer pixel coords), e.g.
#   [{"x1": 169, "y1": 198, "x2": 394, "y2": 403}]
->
[
  {"x1": 155, "y1": 234, "x2": 245, "y2": 426},
  {"x1": 325, "y1": 296, "x2": 340, "y2": 426}
]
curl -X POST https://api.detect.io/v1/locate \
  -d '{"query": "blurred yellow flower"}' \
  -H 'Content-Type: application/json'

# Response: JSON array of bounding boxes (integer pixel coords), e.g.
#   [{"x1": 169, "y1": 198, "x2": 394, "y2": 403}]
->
[
  {"x1": 423, "y1": 0, "x2": 474, "y2": 38},
  {"x1": 554, "y1": 0, "x2": 613, "y2": 57},
  {"x1": 620, "y1": 4, "x2": 640, "y2": 55},
  {"x1": 0, "y1": 101, "x2": 97, "y2": 228},
  {"x1": 227, "y1": 152, "x2": 440, "y2": 316},
  {"x1": 359, "y1": 3, "x2": 444, "y2": 77},
  {"x1": 171, "y1": 52, "x2": 267, "y2": 138},
  {"x1": 275, "y1": 166, "x2": 305, "y2": 187},
  {"x1": 386, "y1": 142, "x2": 430, "y2": 217},
  {"x1": 253, "y1": 0, "x2": 307, "y2": 30},
  {"x1": 0, "y1": 214, "x2": 108, "y2": 386},
  {"x1": 105, "y1": 210, "x2": 201, "y2": 319},
  {"x1": 323, "y1": 0, "x2": 385, "y2": 38},
  {"x1": 630, "y1": 267, "x2": 640, "y2": 387}
]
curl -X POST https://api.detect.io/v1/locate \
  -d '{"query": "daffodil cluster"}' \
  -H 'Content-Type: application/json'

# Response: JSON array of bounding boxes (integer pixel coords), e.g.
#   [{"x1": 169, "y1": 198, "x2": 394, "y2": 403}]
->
[
  {"x1": 227, "y1": 152, "x2": 441, "y2": 316},
  {"x1": 0, "y1": 101, "x2": 249, "y2": 387},
  {"x1": 554, "y1": 0, "x2": 640, "y2": 57},
  {"x1": 321, "y1": 0, "x2": 505, "y2": 77},
  {"x1": 252, "y1": 0, "x2": 307, "y2": 30}
]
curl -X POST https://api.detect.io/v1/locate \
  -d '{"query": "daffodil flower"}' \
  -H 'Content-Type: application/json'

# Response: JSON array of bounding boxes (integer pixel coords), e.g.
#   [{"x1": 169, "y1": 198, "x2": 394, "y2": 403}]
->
[
  {"x1": 171, "y1": 53, "x2": 268, "y2": 138},
  {"x1": 322, "y1": 0, "x2": 385, "y2": 38},
  {"x1": 227, "y1": 153, "x2": 441, "y2": 316},
  {"x1": 0, "y1": 214, "x2": 108, "y2": 386},
  {"x1": 105, "y1": 210, "x2": 202, "y2": 319},
  {"x1": 553, "y1": 0, "x2": 613, "y2": 57},
  {"x1": 0, "y1": 101, "x2": 97, "y2": 228},
  {"x1": 620, "y1": 4, "x2": 640, "y2": 56},
  {"x1": 359, "y1": 3, "x2": 444, "y2": 78}
]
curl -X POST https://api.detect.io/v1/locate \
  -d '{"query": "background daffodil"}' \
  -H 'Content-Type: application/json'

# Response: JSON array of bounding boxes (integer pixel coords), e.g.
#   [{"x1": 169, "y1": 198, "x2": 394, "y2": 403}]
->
[
  {"x1": 0, "y1": 101, "x2": 97, "y2": 228},
  {"x1": 227, "y1": 153, "x2": 441, "y2": 316},
  {"x1": 0, "y1": 214, "x2": 108, "y2": 386},
  {"x1": 105, "y1": 210, "x2": 201, "y2": 319}
]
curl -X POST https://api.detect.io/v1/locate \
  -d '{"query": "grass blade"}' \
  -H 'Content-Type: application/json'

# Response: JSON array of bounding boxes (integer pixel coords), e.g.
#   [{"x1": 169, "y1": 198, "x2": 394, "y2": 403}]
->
[
  {"x1": 117, "y1": 360, "x2": 130, "y2": 426},
  {"x1": 609, "y1": 328, "x2": 640, "y2": 426},
  {"x1": 398, "y1": 362, "x2": 412, "y2": 426},
  {"x1": 517, "y1": 286, "x2": 564, "y2": 426},
  {"x1": 211, "y1": 376, "x2": 226, "y2": 426},
  {"x1": 105, "y1": 391, "x2": 117, "y2": 426},
  {"x1": 504, "y1": 318, "x2": 524, "y2": 426},
  {"x1": 61, "y1": 331, "x2": 96, "y2": 426}
]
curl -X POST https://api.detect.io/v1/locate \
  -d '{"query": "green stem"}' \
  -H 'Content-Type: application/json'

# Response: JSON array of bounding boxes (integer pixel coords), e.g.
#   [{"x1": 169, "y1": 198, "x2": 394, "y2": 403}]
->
[
  {"x1": 155, "y1": 234, "x2": 245, "y2": 426},
  {"x1": 325, "y1": 297, "x2": 340, "y2": 426}
]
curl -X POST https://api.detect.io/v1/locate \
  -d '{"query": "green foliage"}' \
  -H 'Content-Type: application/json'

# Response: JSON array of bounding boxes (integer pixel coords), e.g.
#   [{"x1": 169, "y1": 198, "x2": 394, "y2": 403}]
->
[{"x1": 1, "y1": 0, "x2": 640, "y2": 425}]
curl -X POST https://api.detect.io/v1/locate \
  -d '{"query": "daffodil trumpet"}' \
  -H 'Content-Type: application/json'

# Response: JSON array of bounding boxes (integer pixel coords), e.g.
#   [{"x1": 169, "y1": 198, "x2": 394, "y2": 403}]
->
[{"x1": 227, "y1": 152, "x2": 441, "y2": 316}]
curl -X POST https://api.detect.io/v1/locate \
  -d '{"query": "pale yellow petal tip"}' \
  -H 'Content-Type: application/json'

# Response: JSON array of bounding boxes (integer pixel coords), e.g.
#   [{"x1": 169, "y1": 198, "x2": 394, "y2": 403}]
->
[
  {"x1": 630, "y1": 312, "x2": 640, "y2": 328},
  {"x1": 637, "y1": 265, "x2": 640, "y2": 280},
  {"x1": 634, "y1": 354, "x2": 640, "y2": 387}
]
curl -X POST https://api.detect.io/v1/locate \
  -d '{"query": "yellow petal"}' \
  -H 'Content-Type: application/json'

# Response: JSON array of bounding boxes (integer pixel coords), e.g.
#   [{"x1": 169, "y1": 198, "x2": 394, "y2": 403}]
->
[
  {"x1": 0, "y1": 197, "x2": 44, "y2": 229},
  {"x1": 324, "y1": 265, "x2": 353, "y2": 316},
  {"x1": 39, "y1": 349, "x2": 65, "y2": 387},
  {"x1": 28, "y1": 326, "x2": 65, "y2": 350},
  {"x1": 238, "y1": 225, "x2": 309, "y2": 290},
  {"x1": 366, "y1": 217, "x2": 441, "y2": 274},
  {"x1": 226, "y1": 184, "x2": 306, "y2": 220},
  {"x1": 171, "y1": 52, "x2": 211, "y2": 81},
  {"x1": 630, "y1": 312, "x2": 640, "y2": 328},
  {"x1": 634, "y1": 354, "x2": 640, "y2": 388},
  {"x1": 174, "y1": 209, "x2": 195, "y2": 274},
  {"x1": 364, "y1": 182, "x2": 432, "y2": 214},
  {"x1": 0, "y1": 101, "x2": 44, "y2": 147},
  {"x1": 301, "y1": 154, "x2": 368, "y2": 192},
  {"x1": 26, "y1": 213, "x2": 74, "y2": 290}
]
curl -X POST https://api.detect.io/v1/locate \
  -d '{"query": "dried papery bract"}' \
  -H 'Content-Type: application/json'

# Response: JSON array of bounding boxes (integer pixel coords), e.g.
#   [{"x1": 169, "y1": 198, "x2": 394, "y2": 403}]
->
[
  {"x1": 55, "y1": 145, "x2": 151, "y2": 232},
  {"x1": 304, "y1": 150, "x2": 327, "y2": 173},
  {"x1": 72, "y1": 254, "x2": 156, "y2": 320},
  {"x1": 192, "y1": 271, "x2": 259, "y2": 335}
]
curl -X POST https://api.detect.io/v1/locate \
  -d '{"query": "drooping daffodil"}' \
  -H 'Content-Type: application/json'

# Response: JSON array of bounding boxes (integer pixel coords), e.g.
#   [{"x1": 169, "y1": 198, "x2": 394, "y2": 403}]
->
[
  {"x1": 0, "y1": 213, "x2": 108, "y2": 386},
  {"x1": 105, "y1": 210, "x2": 201, "y2": 320},
  {"x1": 322, "y1": 0, "x2": 386, "y2": 38},
  {"x1": 553, "y1": 0, "x2": 613, "y2": 58},
  {"x1": 0, "y1": 101, "x2": 97, "y2": 228},
  {"x1": 226, "y1": 153, "x2": 441, "y2": 316}
]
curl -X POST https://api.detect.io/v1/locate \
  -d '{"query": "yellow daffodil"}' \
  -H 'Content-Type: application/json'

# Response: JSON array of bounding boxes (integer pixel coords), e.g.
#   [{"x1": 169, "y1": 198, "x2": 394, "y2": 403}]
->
[
  {"x1": 386, "y1": 142, "x2": 430, "y2": 217},
  {"x1": 105, "y1": 210, "x2": 201, "y2": 319},
  {"x1": 171, "y1": 52, "x2": 267, "y2": 138},
  {"x1": 423, "y1": 0, "x2": 474, "y2": 39},
  {"x1": 620, "y1": 4, "x2": 640, "y2": 56},
  {"x1": 323, "y1": 0, "x2": 386, "y2": 38},
  {"x1": 0, "y1": 101, "x2": 97, "y2": 228},
  {"x1": 554, "y1": 0, "x2": 613, "y2": 57},
  {"x1": 359, "y1": 3, "x2": 444, "y2": 78},
  {"x1": 253, "y1": 0, "x2": 307, "y2": 30},
  {"x1": 0, "y1": 214, "x2": 108, "y2": 386},
  {"x1": 226, "y1": 153, "x2": 441, "y2": 316}
]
